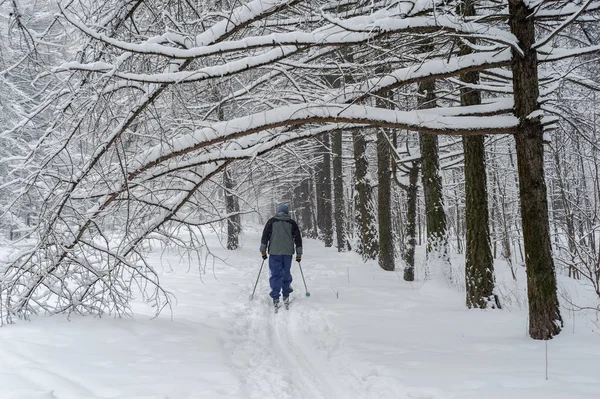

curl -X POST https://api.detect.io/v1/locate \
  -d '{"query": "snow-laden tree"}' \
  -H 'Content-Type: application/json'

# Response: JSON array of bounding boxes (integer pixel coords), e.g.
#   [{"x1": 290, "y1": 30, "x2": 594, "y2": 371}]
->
[{"x1": 2, "y1": 0, "x2": 599, "y2": 339}]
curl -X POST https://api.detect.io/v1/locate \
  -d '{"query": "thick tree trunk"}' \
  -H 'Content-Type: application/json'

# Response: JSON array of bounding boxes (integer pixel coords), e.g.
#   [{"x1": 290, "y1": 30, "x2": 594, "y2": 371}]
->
[
  {"x1": 332, "y1": 130, "x2": 347, "y2": 252},
  {"x1": 463, "y1": 134, "x2": 498, "y2": 308},
  {"x1": 317, "y1": 135, "x2": 334, "y2": 247},
  {"x1": 377, "y1": 128, "x2": 394, "y2": 271},
  {"x1": 509, "y1": 0, "x2": 562, "y2": 339},
  {"x1": 224, "y1": 167, "x2": 240, "y2": 250},
  {"x1": 403, "y1": 163, "x2": 419, "y2": 281},
  {"x1": 353, "y1": 131, "x2": 379, "y2": 260},
  {"x1": 418, "y1": 78, "x2": 449, "y2": 278},
  {"x1": 460, "y1": 0, "x2": 498, "y2": 309}
]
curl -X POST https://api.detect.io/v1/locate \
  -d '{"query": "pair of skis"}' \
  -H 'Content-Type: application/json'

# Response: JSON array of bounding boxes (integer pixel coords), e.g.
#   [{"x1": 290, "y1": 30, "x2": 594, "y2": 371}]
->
[{"x1": 274, "y1": 299, "x2": 290, "y2": 313}]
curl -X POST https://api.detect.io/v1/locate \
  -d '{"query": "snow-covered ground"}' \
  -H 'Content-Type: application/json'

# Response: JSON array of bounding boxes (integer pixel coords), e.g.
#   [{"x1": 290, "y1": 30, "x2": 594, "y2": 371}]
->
[{"x1": 1, "y1": 226, "x2": 599, "y2": 399}]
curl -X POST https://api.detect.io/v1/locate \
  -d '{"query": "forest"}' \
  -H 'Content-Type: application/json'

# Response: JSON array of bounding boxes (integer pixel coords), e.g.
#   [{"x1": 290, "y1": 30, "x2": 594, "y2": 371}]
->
[{"x1": 0, "y1": 0, "x2": 599, "y2": 344}]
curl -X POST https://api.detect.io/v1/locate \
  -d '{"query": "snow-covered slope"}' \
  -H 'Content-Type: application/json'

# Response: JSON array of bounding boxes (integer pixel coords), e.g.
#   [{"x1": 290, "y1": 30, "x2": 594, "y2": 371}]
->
[{"x1": 0, "y1": 227, "x2": 598, "y2": 399}]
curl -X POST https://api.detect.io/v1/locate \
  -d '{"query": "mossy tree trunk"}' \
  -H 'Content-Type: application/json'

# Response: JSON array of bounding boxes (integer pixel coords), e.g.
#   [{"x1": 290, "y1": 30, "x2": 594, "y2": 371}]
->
[
  {"x1": 460, "y1": 0, "x2": 499, "y2": 309},
  {"x1": 403, "y1": 162, "x2": 419, "y2": 281},
  {"x1": 418, "y1": 77, "x2": 449, "y2": 278},
  {"x1": 353, "y1": 131, "x2": 379, "y2": 260},
  {"x1": 332, "y1": 130, "x2": 347, "y2": 252},
  {"x1": 509, "y1": 0, "x2": 562, "y2": 339}
]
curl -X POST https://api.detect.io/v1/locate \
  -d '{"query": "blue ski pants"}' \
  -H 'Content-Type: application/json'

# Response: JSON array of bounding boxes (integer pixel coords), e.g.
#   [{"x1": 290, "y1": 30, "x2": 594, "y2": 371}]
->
[{"x1": 269, "y1": 254, "x2": 293, "y2": 299}]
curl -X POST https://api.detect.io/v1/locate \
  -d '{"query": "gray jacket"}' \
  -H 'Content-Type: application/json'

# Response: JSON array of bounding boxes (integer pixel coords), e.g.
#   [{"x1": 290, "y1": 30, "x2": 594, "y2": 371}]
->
[{"x1": 260, "y1": 212, "x2": 303, "y2": 256}]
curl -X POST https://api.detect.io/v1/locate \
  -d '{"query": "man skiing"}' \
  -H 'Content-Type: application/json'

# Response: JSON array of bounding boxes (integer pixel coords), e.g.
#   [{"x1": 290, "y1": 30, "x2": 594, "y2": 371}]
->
[{"x1": 260, "y1": 204, "x2": 302, "y2": 308}]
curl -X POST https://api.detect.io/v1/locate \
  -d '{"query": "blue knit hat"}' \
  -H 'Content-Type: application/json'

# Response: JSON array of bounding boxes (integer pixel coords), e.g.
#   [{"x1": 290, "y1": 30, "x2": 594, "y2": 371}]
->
[{"x1": 277, "y1": 204, "x2": 289, "y2": 214}]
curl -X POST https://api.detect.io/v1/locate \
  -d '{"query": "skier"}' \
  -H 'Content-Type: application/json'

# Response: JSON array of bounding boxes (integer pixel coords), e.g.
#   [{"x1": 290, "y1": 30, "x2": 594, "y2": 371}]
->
[{"x1": 260, "y1": 204, "x2": 303, "y2": 308}]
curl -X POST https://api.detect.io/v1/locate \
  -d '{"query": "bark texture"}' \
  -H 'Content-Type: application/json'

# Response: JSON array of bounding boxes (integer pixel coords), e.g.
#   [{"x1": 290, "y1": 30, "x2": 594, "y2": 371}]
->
[
  {"x1": 317, "y1": 134, "x2": 334, "y2": 247},
  {"x1": 332, "y1": 130, "x2": 347, "y2": 252},
  {"x1": 353, "y1": 131, "x2": 379, "y2": 260},
  {"x1": 403, "y1": 163, "x2": 419, "y2": 281},
  {"x1": 460, "y1": 0, "x2": 498, "y2": 309},
  {"x1": 377, "y1": 128, "x2": 394, "y2": 271},
  {"x1": 418, "y1": 78, "x2": 449, "y2": 277},
  {"x1": 224, "y1": 167, "x2": 240, "y2": 250},
  {"x1": 220, "y1": 102, "x2": 241, "y2": 250},
  {"x1": 509, "y1": 0, "x2": 562, "y2": 339}
]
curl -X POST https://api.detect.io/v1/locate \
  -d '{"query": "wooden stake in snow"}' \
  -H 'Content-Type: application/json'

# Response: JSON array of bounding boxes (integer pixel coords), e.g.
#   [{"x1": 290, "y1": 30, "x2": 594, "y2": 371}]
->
[{"x1": 545, "y1": 341, "x2": 548, "y2": 380}]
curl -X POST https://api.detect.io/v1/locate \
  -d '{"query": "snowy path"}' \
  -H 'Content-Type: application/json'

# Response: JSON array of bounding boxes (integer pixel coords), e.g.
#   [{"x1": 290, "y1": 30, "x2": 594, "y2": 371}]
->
[
  {"x1": 226, "y1": 294, "x2": 421, "y2": 399},
  {"x1": 222, "y1": 254, "x2": 408, "y2": 399},
  {"x1": 225, "y1": 297, "x2": 344, "y2": 399},
  {"x1": 1, "y1": 228, "x2": 600, "y2": 398}
]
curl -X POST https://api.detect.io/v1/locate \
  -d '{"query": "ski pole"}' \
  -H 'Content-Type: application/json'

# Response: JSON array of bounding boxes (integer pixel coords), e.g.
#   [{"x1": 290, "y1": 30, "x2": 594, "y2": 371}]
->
[
  {"x1": 250, "y1": 259, "x2": 266, "y2": 300},
  {"x1": 297, "y1": 261, "x2": 311, "y2": 297}
]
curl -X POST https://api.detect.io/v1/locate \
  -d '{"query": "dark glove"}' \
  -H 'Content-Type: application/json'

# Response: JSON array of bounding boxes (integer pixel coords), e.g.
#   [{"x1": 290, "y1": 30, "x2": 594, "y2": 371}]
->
[
  {"x1": 296, "y1": 255, "x2": 302, "y2": 262},
  {"x1": 261, "y1": 253, "x2": 268, "y2": 260}
]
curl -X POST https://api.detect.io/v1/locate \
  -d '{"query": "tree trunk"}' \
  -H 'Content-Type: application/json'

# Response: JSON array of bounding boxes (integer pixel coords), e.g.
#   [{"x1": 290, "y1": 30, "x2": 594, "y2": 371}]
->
[
  {"x1": 294, "y1": 179, "x2": 315, "y2": 238},
  {"x1": 219, "y1": 101, "x2": 241, "y2": 250},
  {"x1": 332, "y1": 130, "x2": 347, "y2": 252},
  {"x1": 509, "y1": 0, "x2": 562, "y2": 339},
  {"x1": 418, "y1": 78, "x2": 449, "y2": 278},
  {"x1": 403, "y1": 162, "x2": 419, "y2": 281},
  {"x1": 463, "y1": 134, "x2": 498, "y2": 308},
  {"x1": 460, "y1": 0, "x2": 498, "y2": 309},
  {"x1": 317, "y1": 135, "x2": 334, "y2": 247},
  {"x1": 308, "y1": 177, "x2": 320, "y2": 239},
  {"x1": 224, "y1": 166, "x2": 240, "y2": 250},
  {"x1": 377, "y1": 128, "x2": 394, "y2": 271},
  {"x1": 353, "y1": 131, "x2": 379, "y2": 260}
]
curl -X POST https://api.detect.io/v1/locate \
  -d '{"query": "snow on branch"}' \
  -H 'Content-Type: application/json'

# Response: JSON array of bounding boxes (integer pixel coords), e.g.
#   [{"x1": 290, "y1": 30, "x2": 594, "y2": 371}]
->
[
  {"x1": 328, "y1": 49, "x2": 513, "y2": 103},
  {"x1": 134, "y1": 103, "x2": 519, "y2": 176},
  {"x1": 57, "y1": 46, "x2": 301, "y2": 83},
  {"x1": 533, "y1": 0, "x2": 600, "y2": 19},
  {"x1": 60, "y1": 9, "x2": 518, "y2": 61},
  {"x1": 538, "y1": 44, "x2": 600, "y2": 62},
  {"x1": 534, "y1": 0, "x2": 596, "y2": 49},
  {"x1": 131, "y1": 101, "x2": 516, "y2": 186}
]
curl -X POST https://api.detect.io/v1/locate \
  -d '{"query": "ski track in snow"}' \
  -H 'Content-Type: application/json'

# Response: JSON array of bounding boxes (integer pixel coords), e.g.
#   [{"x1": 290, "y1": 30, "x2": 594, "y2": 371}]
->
[
  {"x1": 224, "y1": 273, "x2": 423, "y2": 399},
  {"x1": 225, "y1": 298, "x2": 296, "y2": 398},
  {"x1": 226, "y1": 297, "x2": 354, "y2": 399},
  {"x1": 271, "y1": 304, "x2": 341, "y2": 399}
]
